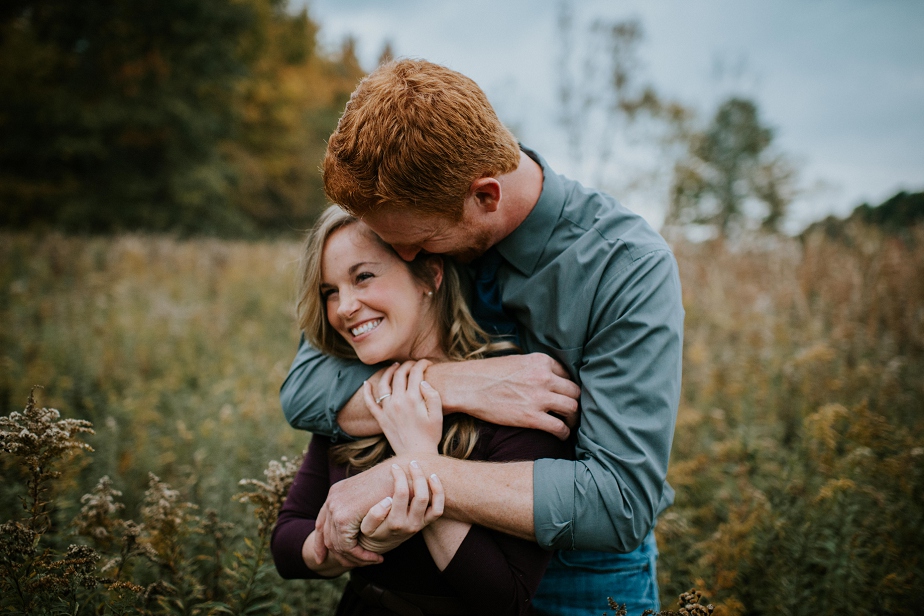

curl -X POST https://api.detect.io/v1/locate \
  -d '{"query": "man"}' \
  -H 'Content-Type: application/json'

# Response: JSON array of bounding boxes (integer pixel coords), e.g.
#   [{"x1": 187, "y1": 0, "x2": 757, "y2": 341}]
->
[{"x1": 280, "y1": 59, "x2": 683, "y2": 615}]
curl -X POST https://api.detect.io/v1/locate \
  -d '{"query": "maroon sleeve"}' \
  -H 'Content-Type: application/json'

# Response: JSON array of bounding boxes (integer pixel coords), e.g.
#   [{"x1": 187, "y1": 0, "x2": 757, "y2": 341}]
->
[
  {"x1": 271, "y1": 436, "x2": 333, "y2": 579},
  {"x1": 440, "y1": 426, "x2": 573, "y2": 616}
]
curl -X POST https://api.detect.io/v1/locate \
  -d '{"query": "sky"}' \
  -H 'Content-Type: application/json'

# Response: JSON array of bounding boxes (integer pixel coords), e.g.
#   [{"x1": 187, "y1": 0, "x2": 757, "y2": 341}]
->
[{"x1": 301, "y1": 0, "x2": 924, "y2": 232}]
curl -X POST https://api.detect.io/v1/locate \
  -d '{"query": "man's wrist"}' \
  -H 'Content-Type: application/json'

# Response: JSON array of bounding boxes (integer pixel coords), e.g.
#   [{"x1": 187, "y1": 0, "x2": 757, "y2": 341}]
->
[{"x1": 424, "y1": 360, "x2": 477, "y2": 415}]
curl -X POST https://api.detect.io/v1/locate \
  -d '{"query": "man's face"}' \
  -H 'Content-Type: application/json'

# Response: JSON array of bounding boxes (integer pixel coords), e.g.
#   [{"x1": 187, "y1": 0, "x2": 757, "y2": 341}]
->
[{"x1": 361, "y1": 205, "x2": 494, "y2": 263}]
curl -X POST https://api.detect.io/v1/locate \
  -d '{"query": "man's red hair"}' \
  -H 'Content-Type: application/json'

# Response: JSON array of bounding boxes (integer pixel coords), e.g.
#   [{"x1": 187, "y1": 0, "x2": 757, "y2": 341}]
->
[{"x1": 323, "y1": 59, "x2": 520, "y2": 220}]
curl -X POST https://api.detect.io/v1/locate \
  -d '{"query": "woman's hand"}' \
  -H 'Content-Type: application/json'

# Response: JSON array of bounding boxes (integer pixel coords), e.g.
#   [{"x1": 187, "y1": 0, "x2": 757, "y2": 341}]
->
[
  {"x1": 357, "y1": 461, "x2": 444, "y2": 554},
  {"x1": 363, "y1": 360, "x2": 443, "y2": 456}
]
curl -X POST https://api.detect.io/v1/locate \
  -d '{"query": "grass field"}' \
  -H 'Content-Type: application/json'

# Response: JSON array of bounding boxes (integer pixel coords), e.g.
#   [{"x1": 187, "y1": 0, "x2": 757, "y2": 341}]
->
[{"x1": 1, "y1": 226, "x2": 922, "y2": 615}]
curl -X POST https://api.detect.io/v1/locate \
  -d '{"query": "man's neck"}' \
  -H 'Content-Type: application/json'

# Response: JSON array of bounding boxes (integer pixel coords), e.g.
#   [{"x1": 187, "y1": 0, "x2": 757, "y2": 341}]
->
[{"x1": 493, "y1": 150, "x2": 544, "y2": 243}]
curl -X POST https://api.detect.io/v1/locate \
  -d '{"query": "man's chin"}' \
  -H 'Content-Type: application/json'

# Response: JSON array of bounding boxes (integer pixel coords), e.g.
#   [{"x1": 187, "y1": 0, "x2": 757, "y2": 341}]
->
[
  {"x1": 448, "y1": 244, "x2": 491, "y2": 263},
  {"x1": 449, "y1": 251, "x2": 480, "y2": 264}
]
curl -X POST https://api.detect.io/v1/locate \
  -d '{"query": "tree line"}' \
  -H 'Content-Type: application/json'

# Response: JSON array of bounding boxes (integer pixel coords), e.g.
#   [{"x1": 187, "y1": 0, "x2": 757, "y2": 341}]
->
[
  {"x1": 553, "y1": 5, "x2": 799, "y2": 240},
  {"x1": 4, "y1": 1, "x2": 862, "y2": 239},
  {"x1": 0, "y1": 0, "x2": 364, "y2": 235}
]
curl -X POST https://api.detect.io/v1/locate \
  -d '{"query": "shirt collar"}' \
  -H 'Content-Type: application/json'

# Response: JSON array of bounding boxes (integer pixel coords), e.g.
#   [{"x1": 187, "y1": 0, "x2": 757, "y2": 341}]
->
[{"x1": 495, "y1": 145, "x2": 566, "y2": 277}]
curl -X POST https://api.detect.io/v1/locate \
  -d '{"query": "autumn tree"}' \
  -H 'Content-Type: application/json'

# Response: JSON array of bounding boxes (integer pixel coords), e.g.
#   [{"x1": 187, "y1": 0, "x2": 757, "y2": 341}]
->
[
  {"x1": 0, "y1": 0, "x2": 363, "y2": 234},
  {"x1": 554, "y1": 3, "x2": 692, "y2": 214},
  {"x1": 0, "y1": 0, "x2": 257, "y2": 233},
  {"x1": 225, "y1": 4, "x2": 364, "y2": 232},
  {"x1": 667, "y1": 97, "x2": 797, "y2": 238}
]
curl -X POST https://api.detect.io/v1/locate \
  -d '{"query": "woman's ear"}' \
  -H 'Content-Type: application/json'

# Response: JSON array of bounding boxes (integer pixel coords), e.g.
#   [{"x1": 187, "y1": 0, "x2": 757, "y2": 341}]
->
[{"x1": 425, "y1": 255, "x2": 444, "y2": 292}]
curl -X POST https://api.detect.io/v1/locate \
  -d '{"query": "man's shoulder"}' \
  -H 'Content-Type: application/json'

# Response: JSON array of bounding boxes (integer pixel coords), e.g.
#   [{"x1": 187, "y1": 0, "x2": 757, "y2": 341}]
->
[{"x1": 556, "y1": 177, "x2": 670, "y2": 263}]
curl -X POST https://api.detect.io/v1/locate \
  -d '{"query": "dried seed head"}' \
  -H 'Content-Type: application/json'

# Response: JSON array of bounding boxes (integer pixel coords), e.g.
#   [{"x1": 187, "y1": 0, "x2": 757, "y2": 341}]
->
[
  {"x1": 237, "y1": 452, "x2": 304, "y2": 536},
  {"x1": 72, "y1": 476, "x2": 125, "y2": 549}
]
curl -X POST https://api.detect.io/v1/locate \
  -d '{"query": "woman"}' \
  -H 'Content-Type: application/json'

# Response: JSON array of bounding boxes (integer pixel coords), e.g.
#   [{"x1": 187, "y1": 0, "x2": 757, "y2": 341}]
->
[{"x1": 271, "y1": 206, "x2": 570, "y2": 616}]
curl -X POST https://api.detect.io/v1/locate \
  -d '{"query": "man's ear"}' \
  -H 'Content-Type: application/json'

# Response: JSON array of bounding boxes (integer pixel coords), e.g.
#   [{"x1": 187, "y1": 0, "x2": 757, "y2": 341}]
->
[{"x1": 468, "y1": 177, "x2": 501, "y2": 213}]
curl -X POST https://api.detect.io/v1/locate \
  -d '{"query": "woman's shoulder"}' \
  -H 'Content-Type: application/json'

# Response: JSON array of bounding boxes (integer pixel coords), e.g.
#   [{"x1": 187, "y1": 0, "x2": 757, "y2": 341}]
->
[{"x1": 472, "y1": 422, "x2": 574, "y2": 463}]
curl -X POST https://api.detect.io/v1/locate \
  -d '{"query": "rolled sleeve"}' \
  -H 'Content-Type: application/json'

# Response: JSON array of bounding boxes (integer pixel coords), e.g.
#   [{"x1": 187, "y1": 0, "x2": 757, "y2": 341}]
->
[
  {"x1": 533, "y1": 249, "x2": 683, "y2": 552},
  {"x1": 279, "y1": 336, "x2": 379, "y2": 441}
]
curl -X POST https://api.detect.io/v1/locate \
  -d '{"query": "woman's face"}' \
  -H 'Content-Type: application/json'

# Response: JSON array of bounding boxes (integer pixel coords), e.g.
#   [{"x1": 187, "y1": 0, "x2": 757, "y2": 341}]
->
[{"x1": 320, "y1": 223, "x2": 442, "y2": 364}]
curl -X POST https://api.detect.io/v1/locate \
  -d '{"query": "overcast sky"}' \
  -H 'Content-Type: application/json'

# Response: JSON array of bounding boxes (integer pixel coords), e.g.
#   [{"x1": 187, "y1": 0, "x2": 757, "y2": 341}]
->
[{"x1": 302, "y1": 0, "x2": 923, "y2": 231}]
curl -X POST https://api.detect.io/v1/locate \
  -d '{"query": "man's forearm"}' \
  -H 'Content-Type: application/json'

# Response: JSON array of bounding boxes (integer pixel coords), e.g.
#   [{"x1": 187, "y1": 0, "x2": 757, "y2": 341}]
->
[
  {"x1": 409, "y1": 454, "x2": 536, "y2": 541},
  {"x1": 337, "y1": 359, "x2": 511, "y2": 436},
  {"x1": 335, "y1": 375, "x2": 385, "y2": 437},
  {"x1": 280, "y1": 338, "x2": 378, "y2": 437},
  {"x1": 339, "y1": 355, "x2": 579, "y2": 439},
  {"x1": 336, "y1": 360, "x2": 464, "y2": 437}
]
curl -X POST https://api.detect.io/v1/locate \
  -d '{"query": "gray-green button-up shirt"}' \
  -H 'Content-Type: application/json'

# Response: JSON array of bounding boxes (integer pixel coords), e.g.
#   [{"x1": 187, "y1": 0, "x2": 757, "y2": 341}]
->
[{"x1": 280, "y1": 147, "x2": 684, "y2": 553}]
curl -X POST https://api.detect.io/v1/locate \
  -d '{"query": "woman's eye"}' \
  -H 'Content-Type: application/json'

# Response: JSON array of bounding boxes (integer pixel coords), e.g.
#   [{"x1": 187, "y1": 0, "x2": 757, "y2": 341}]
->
[
  {"x1": 321, "y1": 288, "x2": 337, "y2": 300},
  {"x1": 356, "y1": 272, "x2": 374, "y2": 283}
]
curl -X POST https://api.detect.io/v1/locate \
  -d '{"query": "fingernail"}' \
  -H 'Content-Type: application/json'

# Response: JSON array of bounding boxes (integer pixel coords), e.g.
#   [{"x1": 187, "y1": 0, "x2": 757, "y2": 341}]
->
[
  {"x1": 430, "y1": 474, "x2": 438, "y2": 480},
  {"x1": 421, "y1": 381, "x2": 432, "y2": 389},
  {"x1": 380, "y1": 496, "x2": 392, "y2": 507},
  {"x1": 410, "y1": 460, "x2": 419, "y2": 468},
  {"x1": 392, "y1": 463, "x2": 401, "y2": 469}
]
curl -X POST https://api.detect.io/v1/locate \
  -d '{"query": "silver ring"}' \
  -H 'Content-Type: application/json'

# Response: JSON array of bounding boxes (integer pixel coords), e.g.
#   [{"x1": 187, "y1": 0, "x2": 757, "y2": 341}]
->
[{"x1": 375, "y1": 393, "x2": 392, "y2": 404}]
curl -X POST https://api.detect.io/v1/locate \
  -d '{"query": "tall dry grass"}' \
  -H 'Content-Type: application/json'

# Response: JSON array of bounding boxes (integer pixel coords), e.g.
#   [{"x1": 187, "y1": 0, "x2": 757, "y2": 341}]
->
[
  {"x1": 1, "y1": 234, "x2": 305, "y2": 516},
  {"x1": 1, "y1": 225, "x2": 922, "y2": 614},
  {"x1": 663, "y1": 226, "x2": 923, "y2": 615}
]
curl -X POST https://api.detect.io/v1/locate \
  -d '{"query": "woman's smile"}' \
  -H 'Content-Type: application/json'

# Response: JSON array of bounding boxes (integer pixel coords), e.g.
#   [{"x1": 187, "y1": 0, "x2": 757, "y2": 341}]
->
[{"x1": 349, "y1": 318, "x2": 382, "y2": 338}]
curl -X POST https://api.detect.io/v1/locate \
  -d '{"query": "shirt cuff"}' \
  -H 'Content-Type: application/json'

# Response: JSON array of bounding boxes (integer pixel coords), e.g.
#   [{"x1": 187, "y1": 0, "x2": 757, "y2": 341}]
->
[
  {"x1": 532, "y1": 458, "x2": 575, "y2": 550},
  {"x1": 325, "y1": 364, "x2": 380, "y2": 441}
]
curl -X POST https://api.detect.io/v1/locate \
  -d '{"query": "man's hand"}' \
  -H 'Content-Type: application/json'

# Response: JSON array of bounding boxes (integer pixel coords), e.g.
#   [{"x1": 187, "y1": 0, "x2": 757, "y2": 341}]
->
[
  {"x1": 316, "y1": 461, "x2": 395, "y2": 566},
  {"x1": 428, "y1": 353, "x2": 581, "y2": 440}
]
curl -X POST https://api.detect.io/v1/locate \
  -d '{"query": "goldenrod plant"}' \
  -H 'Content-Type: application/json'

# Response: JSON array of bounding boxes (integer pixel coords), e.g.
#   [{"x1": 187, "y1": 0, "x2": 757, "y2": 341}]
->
[{"x1": 0, "y1": 390, "x2": 339, "y2": 615}]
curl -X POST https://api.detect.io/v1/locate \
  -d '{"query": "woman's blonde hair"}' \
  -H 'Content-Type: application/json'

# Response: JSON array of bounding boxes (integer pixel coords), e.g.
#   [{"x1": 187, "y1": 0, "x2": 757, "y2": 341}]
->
[{"x1": 298, "y1": 205, "x2": 514, "y2": 471}]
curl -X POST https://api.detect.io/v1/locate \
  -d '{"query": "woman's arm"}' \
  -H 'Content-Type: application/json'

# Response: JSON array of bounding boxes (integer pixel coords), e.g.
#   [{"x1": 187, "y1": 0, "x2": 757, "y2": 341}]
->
[
  {"x1": 271, "y1": 437, "x2": 380, "y2": 578},
  {"x1": 356, "y1": 362, "x2": 450, "y2": 557}
]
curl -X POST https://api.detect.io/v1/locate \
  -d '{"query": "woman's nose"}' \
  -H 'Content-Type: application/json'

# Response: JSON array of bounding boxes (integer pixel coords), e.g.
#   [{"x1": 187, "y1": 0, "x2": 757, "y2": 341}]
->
[{"x1": 336, "y1": 289, "x2": 361, "y2": 319}]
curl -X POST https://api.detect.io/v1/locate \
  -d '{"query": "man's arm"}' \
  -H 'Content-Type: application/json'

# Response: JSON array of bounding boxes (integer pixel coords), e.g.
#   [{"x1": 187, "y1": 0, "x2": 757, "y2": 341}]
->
[
  {"x1": 279, "y1": 336, "x2": 379, "y2": 439},
  {"x1": 424, "y1": 251, "x2": 683, "y2": 552},
  {"x1": 422, "y1": 456, "x2": 536, "y2": 538},
  {"x1": 533, "y1": 249, "x2": 684, "y2": 553},
  {"x1": 281, "y1": 337, "x2": 580, "y2": 439},
  {"x1": 319, "y1": 455, "x2": 535, "y2": 563}
]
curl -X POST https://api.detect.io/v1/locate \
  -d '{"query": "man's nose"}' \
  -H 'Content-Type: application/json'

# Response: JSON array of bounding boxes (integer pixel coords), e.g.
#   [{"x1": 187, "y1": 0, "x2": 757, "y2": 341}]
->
[{"x1": 393, "y1": 245, "x2": 421, "y2": 261}]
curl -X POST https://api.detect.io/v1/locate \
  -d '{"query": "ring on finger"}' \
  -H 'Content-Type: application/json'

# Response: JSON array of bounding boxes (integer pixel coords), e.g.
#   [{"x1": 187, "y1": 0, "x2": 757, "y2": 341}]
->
[{"x1": 375, "y1": 393, "x2": 392, "y2": 404}]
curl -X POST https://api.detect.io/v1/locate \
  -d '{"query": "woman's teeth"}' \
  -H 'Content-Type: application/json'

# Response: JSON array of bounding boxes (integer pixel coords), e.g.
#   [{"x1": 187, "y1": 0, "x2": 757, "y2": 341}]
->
[{"x1": 351, "y1": 319, "x2": 382, "y2": 336}]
